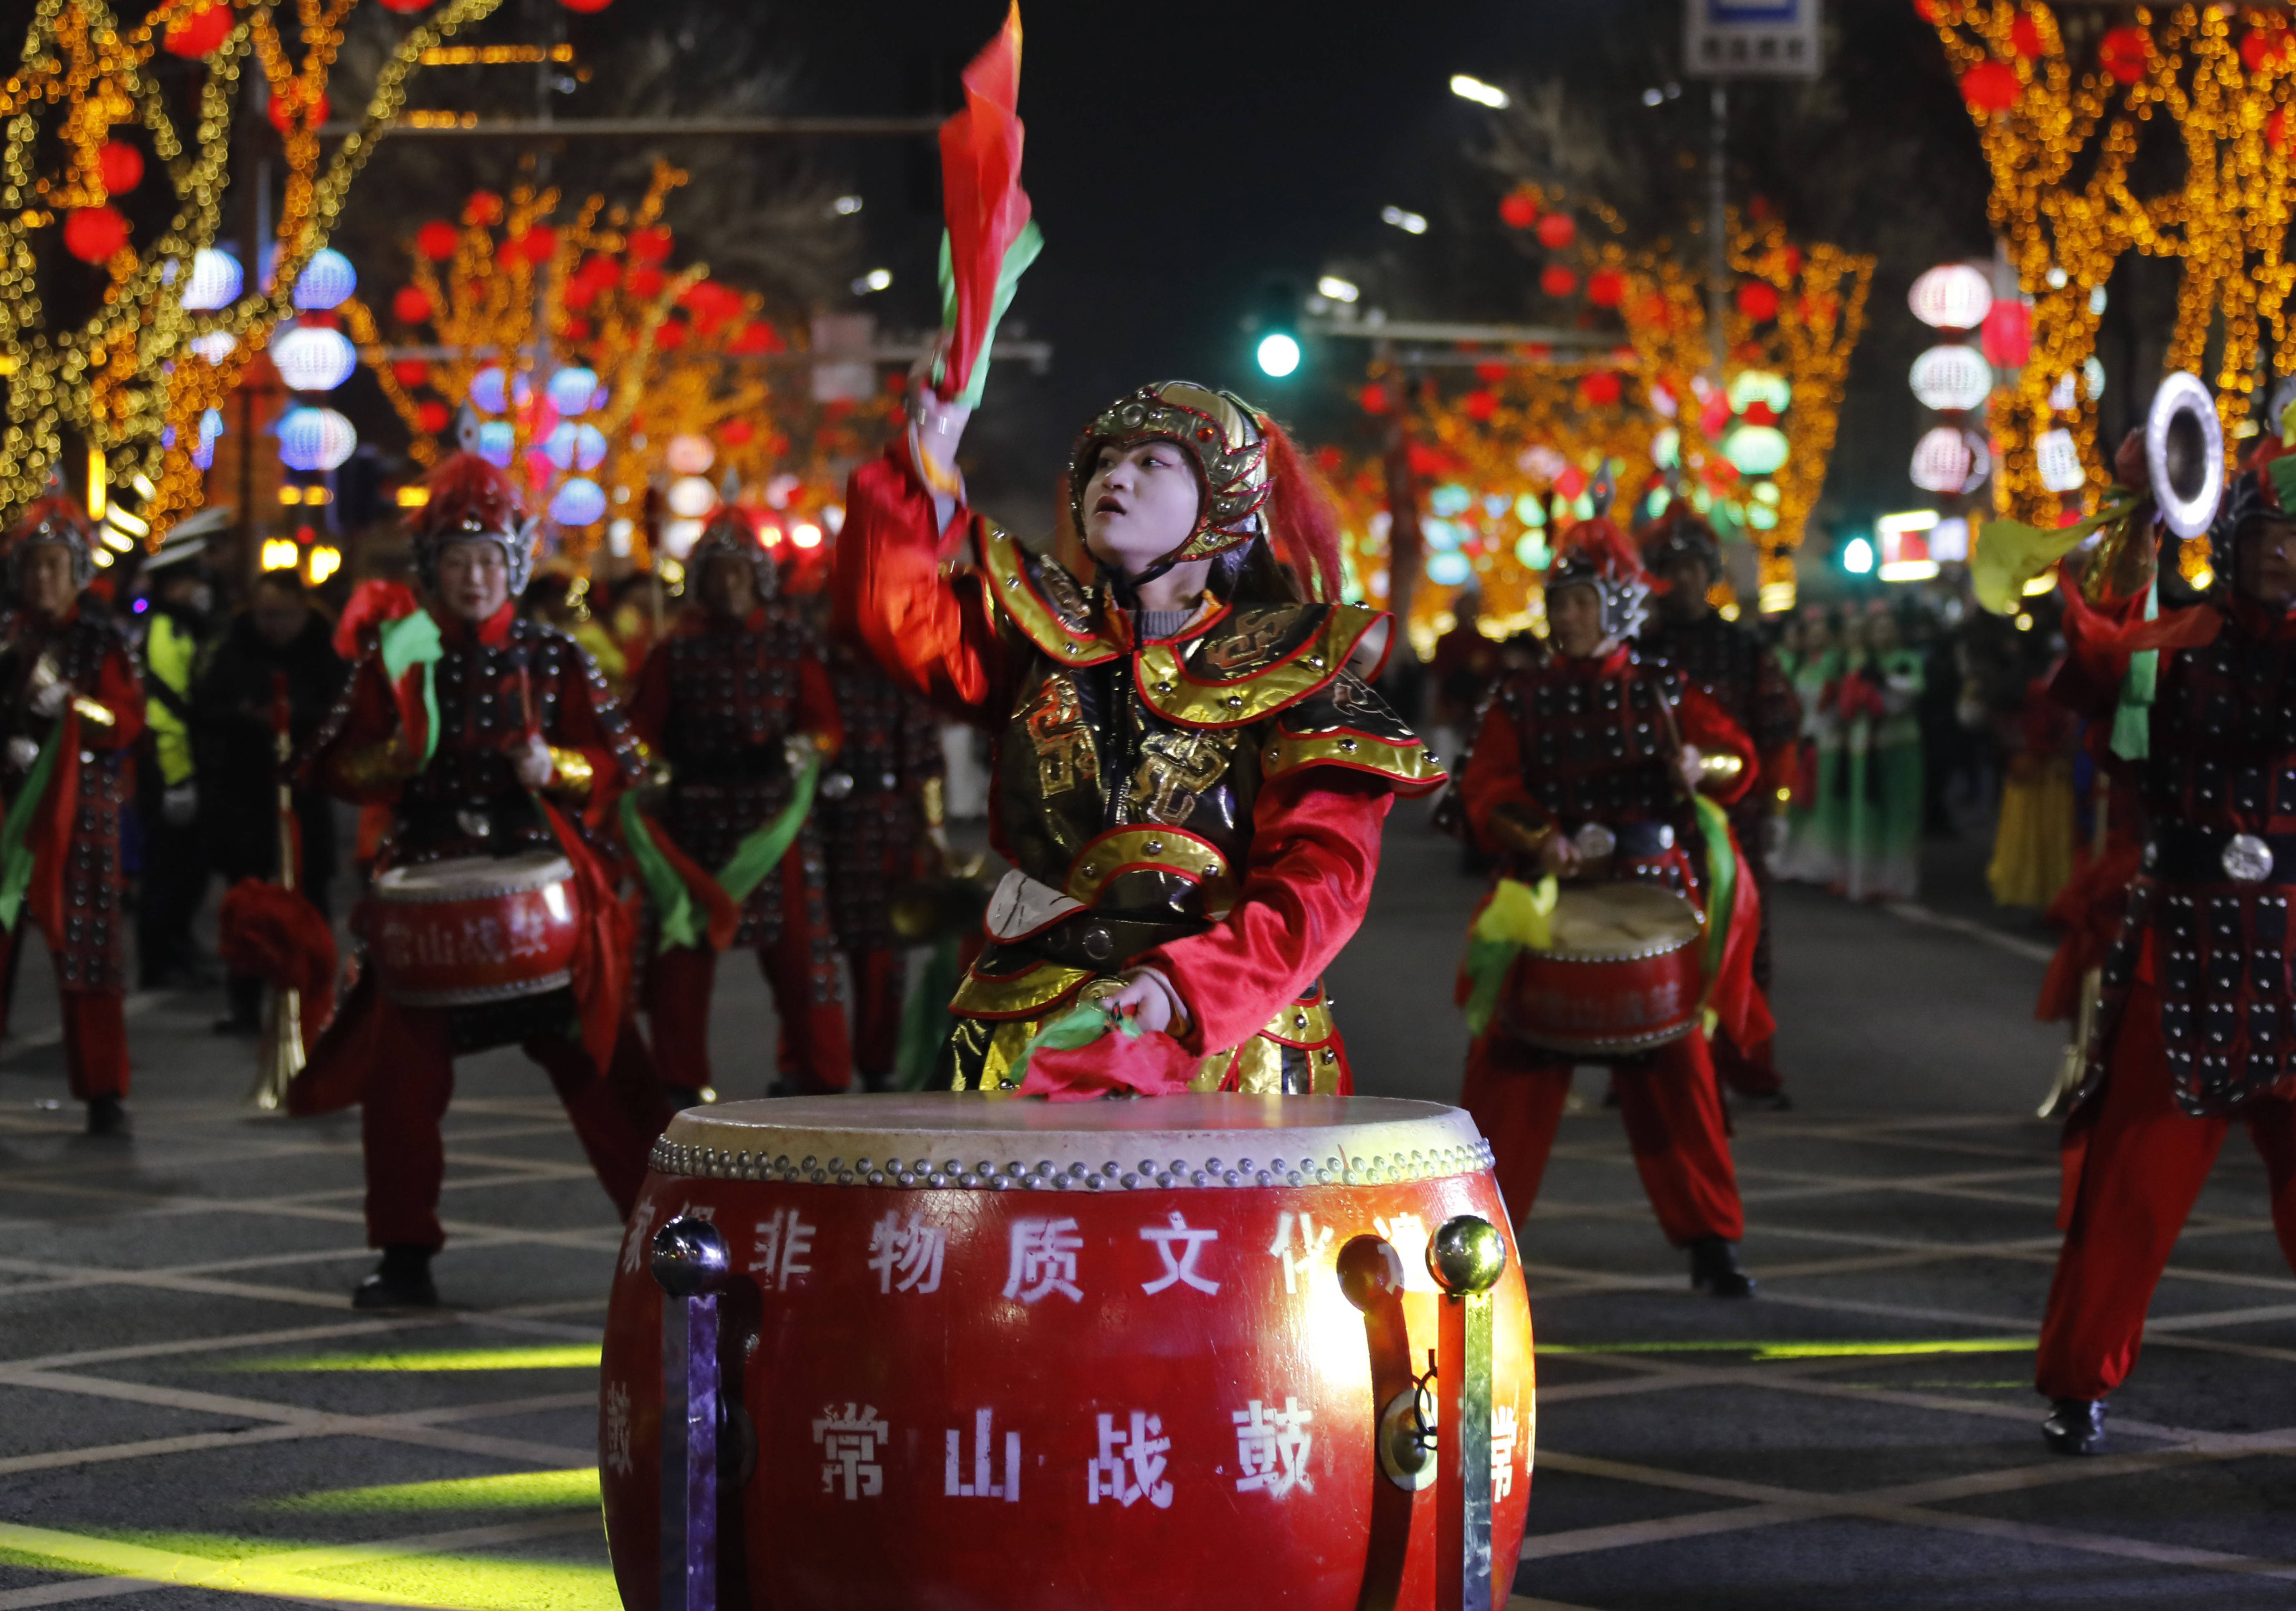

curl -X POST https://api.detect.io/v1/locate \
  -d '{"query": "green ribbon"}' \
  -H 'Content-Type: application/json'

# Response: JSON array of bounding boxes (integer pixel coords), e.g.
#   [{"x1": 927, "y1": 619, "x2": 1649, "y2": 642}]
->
[
  {"x1": 619, "y1": 756, "x2": 820, "y2": 954},
  {"x1": 935, "y1": 219, "x2": 1044, "y2": 409},
  {"x1": 1459, "y1": 876, "x2": 1558, "y2": 1037},
  {"x1": 2110, "y1": 578, "x2": 2160, "y2": 763},
  {"x1": 0, "y1": 726, "x2": 61, "y2": 933},
  {"x1": 894, "y1": 933, "x2": 965, "y2": 1091},
  {"x1": 377, "y1": 611, "x2": 445, "y2": 770},
  {"x1": 1692, "y1": 793, "x2": 1738, "y2": 991}
]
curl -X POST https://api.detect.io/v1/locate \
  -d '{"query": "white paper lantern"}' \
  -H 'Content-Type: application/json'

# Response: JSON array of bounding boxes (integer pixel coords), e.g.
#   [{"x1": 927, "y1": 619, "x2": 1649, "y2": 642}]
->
[
  {"x1": 1909, "y1": 263, "x2": 1993, "y2": 331},
  {"x1": 1515, "y1": 445, "x2": 1569, "y2": 483},
  {"x1": 291, "y1": 248, "x2": 357, "y2": 311},
  {"x1": 1650, "y1": 426, "x2": 1681, "y2": 468},
  {"x1": 1910, "y1": 425, "x2": 1990, "y2": 494},
  {"x1": 1909, "y1": 344, "x2": 1993, "y2": 412},
  {"x1": 1426, "y1": 551, "x2": 1472, "y2": 586},
  {"x1": 271, "y1": 325, "x2": 357, "y2": 392},
  {"x1": 2035, "y1": 427, "x2": 2088, "y2": 493},
  {"x1": 547, "y1": 367, "x2": 600, "y2": 417},
  {"x1": 477, "y1": 420, "x2": 515, "y2": 468},
  {"x1": 190, "y1": 331, "x2": 238, "y2": 365},
  {"x1": 1722, "y1": 424, "x2": 1790, "y2": 476},
  {"x1": 2049, "y1": 372, "x2": 2077, "y2": 411},
  {"x1": 1928, "y1": 516, "x2": 1971, "y2": 563},
  {"x1": 665, "y1": 434, "x2": 716, "y2": 476},
  {"x1": 469, "y1": 367, "x2": 509, "y2": 415},
  {"x1": 181, "y1": 248, "x2": 243, "y2": 311},
  {"x1": 549, "y1": 477, "x2": 608, "y2": 526},
  {"x1": 1725, "y1": 369, "x2": 1791, "y2": 415},
  {"x1": 660, "y1": 518, "x2": 705, "y2": 558},
  {"x1": 544, "y1": 422, "x2": 607, "y2": 472},
  {"x1": 278, "y1": 407, "x2": 357, "y2": 473},
  {"x1": 666, "y1": 475, "x2": 719, "y2": 518}
]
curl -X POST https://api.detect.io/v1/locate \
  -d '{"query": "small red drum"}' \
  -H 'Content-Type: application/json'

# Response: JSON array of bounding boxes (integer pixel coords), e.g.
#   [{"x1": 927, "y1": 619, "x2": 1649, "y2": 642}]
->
[
  {"x1": 600, "y1": 1093, "x2": 1535, "y2": 1611},
  {"x1": 367, "y1": 850, "x2": 581, "y2": 1007},
  {"x1": 1501, "y1": 880, "x2": 1704, "y2": 1056}
]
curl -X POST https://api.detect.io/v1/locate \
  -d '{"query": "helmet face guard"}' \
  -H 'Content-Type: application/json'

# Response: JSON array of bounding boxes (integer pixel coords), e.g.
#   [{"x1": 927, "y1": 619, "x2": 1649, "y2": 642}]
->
[
  {"x1": 5, "y1": 498, "x2": 96, "y2": 594},
  {"x1": 1545, "y1": 515, "x2": 1652, "y2": 643},
  {"x1": 687, "y1": 512, "x2": 780, "y2": 602},
  {"x1": 1068, "y1": 381, "x2": 1271, "y2": 569}
]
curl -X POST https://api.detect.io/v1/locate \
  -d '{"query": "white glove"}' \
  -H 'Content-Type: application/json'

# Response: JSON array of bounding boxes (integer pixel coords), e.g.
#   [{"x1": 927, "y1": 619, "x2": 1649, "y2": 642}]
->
[
  {"x1": 5, "y1": 736, "x2": 38, "y2": 772},
  {"x1": 785, "y1": 734, "x2": 822, "y2": 776},
  {"x1": 512, "y1": 734, "x2": 555, "y2": 789},
  {"x1": 162, "y1": 783, "x2": 198, "y2": 826},
  {"x1": 29, "y1": 680, "x2": 69, "y2": 718}
]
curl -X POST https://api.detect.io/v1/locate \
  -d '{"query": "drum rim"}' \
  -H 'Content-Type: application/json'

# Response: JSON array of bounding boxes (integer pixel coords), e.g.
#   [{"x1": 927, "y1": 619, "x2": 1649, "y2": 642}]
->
[
  {"x1": 375, "y1": 851, "x2": 576, "y2": 903},
  {"x1": 653, "y1": 1093, "x2": 1492, "y2": 1192},
  {"x1": 1521, "y1": 933, "x2": 1698, "y2": 964},
  {"x1": 1501, "y1": 1020, "x2": 1697, "y2": 1057},
  {"x1": 382, "y1": 969, "x2": 574, "y2": 1008}
]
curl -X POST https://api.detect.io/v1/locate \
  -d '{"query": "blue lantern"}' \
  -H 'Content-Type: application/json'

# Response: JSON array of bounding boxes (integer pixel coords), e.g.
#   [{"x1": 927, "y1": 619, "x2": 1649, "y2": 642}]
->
[
  {"x1": 476, "y1": 421, "x2": 515, "y2": 468},
  {"x1": 547, "y1": 367, "x2": 599, "y2": 417},
  {"x1": 469, "y1": 367, "x2": 509, "y2": 415},
  {"x1": 278, "y1": 407, "x2": 356, "y2": 472},
  {"x1": 549, "y1": 478, "x2": 608, "y2": 526},
  {"x1": 291, "y1": 248, "x2": 357, "y2": 311}
]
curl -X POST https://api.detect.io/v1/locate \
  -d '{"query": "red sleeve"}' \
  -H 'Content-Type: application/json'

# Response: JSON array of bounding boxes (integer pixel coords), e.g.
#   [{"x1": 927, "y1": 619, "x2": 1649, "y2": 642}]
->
[
  {"x1": 1679, "y1": 683, "x2": 1757, "y2": 807},
  {"x1": 542, "y1": 648, "x2": 641, "y2": 793},
  {"x1": 2052, "y1": 582, "x2": 2137, "y2": 722},
  {"x1": 1459, "y1": 687, "x2": 1536, "y2": 852},
  {"x1": 80, "y1": 642, "x2": 144, "y2": 750},
  {"x1": 796, "y1": 654, "x2": 844, "y2": 752},
  {"x1": 1135, "y1": 771, "x2": 1392, "y2": 1058},
  {"x1": 624, "y1": 643, "x2": 670, "y2": 750},
  {"x1": 833, "y1": 442, "x2": 1009, "y2": 717}
]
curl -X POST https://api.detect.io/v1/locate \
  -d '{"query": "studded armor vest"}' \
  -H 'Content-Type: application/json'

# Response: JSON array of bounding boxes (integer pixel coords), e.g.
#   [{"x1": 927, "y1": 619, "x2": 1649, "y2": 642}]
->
[
  {"x1": 1495, "y1": 650, "x2": 1691, "y2": 832},
  {"x1": 1641, "y1": 614, "x2": 1800, "y2": 762}
]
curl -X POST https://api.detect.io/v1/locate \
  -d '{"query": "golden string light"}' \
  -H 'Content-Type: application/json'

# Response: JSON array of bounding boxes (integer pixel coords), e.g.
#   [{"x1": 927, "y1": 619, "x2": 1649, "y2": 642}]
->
[
  {"x1": 0, "y1": 0, "x2": 506, "y2": 538},
  {"x1": 1924, "y1": 3, "x2": 2296, "y2": 515}
]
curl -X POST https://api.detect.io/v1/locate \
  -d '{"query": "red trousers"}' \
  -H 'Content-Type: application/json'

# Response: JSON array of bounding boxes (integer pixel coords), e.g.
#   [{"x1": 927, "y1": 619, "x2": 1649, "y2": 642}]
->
[
  {"x1": 646, "y1": 862, "x2": 853, "y2": 1095},
  {"x1": 847, "y1": 947, "x2": 904, "y2": 1080},
  {"x1": 0, "y1": 927, "x2": 129, "y2": 1099},
  {"x1": 361, "y1": 1007, "x2": 668, "y2": 1252},
  {"x1": 1461, "y1": 1029, "x2": 1746, "y2": 1246},
  {"x1": 1711, "y1": 1024, "x2": 1785, "y2": 1097},
  {"x1": 2036, "y1": 981, "x2": 2296, "y2": 1400}
]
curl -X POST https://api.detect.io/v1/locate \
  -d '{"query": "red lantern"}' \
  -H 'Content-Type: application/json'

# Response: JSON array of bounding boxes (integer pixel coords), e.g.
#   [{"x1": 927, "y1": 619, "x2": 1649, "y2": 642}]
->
[
  {"x1": 1736, "y1": 281, "x2": 1781, "y2": 322},
  {"x1": 1778, "y1": 245, "x2": 1803, "y2": 278},
  {"x1": 727, "y1": 319, "x2": 785, "y2": 355},
  {"x1": 162, "y1": 4, "x2": 232, "y2": 58},
  {"x1": 2010, "y1": 13, "x2": 2044, "y2": 58},
  {"x1": 1700, "y1": 390, "x2": 1732, "y2": 438},
  {"x1": 653, "y1": 319, "x2": 689, "y2": 351},
  {"x1": 391, "y1": 285, "x2": 432, "y2": 324},
  {"x1": 627, "y1": 227, "x2": 673, "y2": 264},
  {"x1": 2099, "y1": 25, "x2": 2149, "y2": 85},
  {"x1": 1578, "y1": 371, "x2": 1623, "y2": 408},
  {"x1": 266, "y1": 89, "x2": 331, "y2": 134},
  {"x1": 97, "y1": 140, "x2": 143, "y2": 195},
  {"x1": 62, "y1": 206, "x2": 129, "y2": 263},
  {"x1": 415, "y1": 221, "x2": 458, "y2": 261},
  {"x1": 1743, "y1": 400, "x2": 1780, "y2": 427},
  {"x1": 463, "y1": 192, "x2": 505, "y2": 227},
  {"x1": 1463, "y1": 388, "x2": 1499, "y2": 422},
  {"x1": 560, "y1": 0, "x2": 614, "y2": 10},
  {"x1": 1554, "y1": 465, "x2": 1588, "y2": 499},
  {"x1": 1358, "y1": 383, "x2": 1390, "y2": 416},
  {"x1": 1473, "y1": 360, "x2": 1508, "y2": 384},
  {"x1": 1960, "y1": 61, "x2": 2021, "y2": 113},
  {"x1": 626, "y1": 265, "x2": 666, "y2": 298},
  {"x1": 1982, "y1": 299, "x2": 2033, "y2": 367},
  {"x1": 1534, "y1": 212, "x2": 1577, "y2": 250},
  {"x1": 392, "y1": 358, "x2": 430, "y2": 388},
  {"x1": 1498, "y1": 191, "x2": 1539, "y2": 230},
  {"x1": 720, "y1": 418, "x2": 757, "y2": 448},
  {"x1": 1587, "y1": 268, "x2": 1625, "y2": 308},
  {"x1": 378, "y1": 0, "x2": 433, "y2": 10},
  {"x1": 1913, "y1": 0, "x2": 1939, "y2": 18},
  {"x1": 1539, "y1": 264, "x2": 1578, "y2": 298},
  {"x1": 563, "y1": 317, "x2": 592, "y2": 340},
  {"x1": 512, "y1": 224, "x2": 558, "y2": 265},
  {"x1": 2271, "y1": 107, "x2": 2293, "y2": 153},
  {"x1": 416, "y1": 401, "x2": 452, "y2": 434}
]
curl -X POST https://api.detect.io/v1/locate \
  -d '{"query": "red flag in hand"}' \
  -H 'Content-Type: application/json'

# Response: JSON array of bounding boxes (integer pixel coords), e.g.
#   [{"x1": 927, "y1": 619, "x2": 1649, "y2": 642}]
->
[{"x1": 937, "y1": 3, "x2": 1042, "y2": 407}]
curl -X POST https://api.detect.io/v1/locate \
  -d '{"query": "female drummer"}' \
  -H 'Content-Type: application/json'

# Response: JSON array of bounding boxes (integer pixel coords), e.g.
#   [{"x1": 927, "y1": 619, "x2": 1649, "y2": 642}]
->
[
  {"x1": 295, "y1": 453, "x2": 667, "y2": 1309},
  {"x1": 1455, "y1": 515, "x2": 1765, "y2": 1296},
  {"x1": 835, "y1": 373, "x2": 1444, "y2": 1094}
]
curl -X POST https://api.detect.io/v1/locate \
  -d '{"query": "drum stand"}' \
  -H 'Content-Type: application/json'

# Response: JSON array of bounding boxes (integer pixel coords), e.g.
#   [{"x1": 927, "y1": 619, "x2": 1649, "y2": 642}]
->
[
  {"x1": 652, "y1": 1219, "x2": 755, "y2": 1611},
  {"x1": 246, "y1": 722, "x2": 304, "y2": 1112},
  {"x1": 1341, "y1": 1214, "x2": 1511, "y2": 1611}
]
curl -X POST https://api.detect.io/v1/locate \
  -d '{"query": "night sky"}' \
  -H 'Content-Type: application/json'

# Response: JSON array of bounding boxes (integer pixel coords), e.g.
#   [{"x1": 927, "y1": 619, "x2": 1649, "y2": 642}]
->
[{"x1": 775, "y1": 2, "x2": 1641, "y2": 521}]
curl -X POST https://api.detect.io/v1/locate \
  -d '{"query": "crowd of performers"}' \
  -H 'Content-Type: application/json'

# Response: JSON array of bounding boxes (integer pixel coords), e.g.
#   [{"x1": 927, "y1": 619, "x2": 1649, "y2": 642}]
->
[{"x1": 7, "y1": 362, "x2": 2292, "y2": 1461}]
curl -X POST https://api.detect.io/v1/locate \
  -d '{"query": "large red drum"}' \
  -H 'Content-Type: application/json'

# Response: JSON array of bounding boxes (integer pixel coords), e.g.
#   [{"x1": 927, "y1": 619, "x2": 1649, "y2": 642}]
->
[
  {"x1": 600, "y1": 1093, "x2": 1535, "y2": 1611},
  {"x1": 367, "y1": 850, "x2": 581, "y2": 1007},
  {"x1": 1501, "y1": 880, "x2": 1704, "y2": 1056}
]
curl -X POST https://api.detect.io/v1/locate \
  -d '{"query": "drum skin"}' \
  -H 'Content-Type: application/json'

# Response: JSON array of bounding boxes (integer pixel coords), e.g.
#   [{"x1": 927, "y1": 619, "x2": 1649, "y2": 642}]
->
[
  {"x1": 599, "y1": 1094, "x2": 1535, "y2": 1611},
  {"x1": 1501, "y1": 883, "x2": 1704, "y2": 1057},
  {"x1": 367, "y1": 851, "x2": 581, "y2": 1007}
]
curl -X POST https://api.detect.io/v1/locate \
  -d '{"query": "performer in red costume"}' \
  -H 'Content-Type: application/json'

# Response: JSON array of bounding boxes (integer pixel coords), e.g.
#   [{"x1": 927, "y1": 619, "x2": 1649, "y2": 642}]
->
[
  {"x1": 624, "y1": 512, "x2": 851, "y2": 1100},
  {"x1": 1639, "y1": 506, "x2": 1801, "y2": 1107},
  {"x1": 295, "y1": 454, "x2": 666, "y2": 1308},
  {"x1": 836, "y1": 371, "x2": 1443, "y2": 1093},
  {"x1": 1456, "y1": 513, "x2": 1765, "y2": 1295},
  {"x1": 2034, "y1": 432, "x2": 2296, "y2": 1454},
  {"x1": 0, "y1": 498, "x2": 145, "y2": 1135},
  {"x1": 819, "y1": 635, "x2": 946, "y2": 1090}
]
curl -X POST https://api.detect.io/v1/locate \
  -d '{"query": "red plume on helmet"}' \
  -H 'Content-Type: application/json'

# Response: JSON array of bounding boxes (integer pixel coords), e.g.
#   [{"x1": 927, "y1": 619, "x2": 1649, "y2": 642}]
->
[
  {"x1": 1258, "y1": 416, "x2": 1344, "y2": 603},
  {"x1": 1547, "y1": 511, "x2": 1653, "y2": 640}
]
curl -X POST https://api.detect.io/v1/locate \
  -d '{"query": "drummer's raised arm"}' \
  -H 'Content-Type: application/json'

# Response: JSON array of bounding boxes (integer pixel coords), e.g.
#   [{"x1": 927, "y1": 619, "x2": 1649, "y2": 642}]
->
[{"x1": 833, "y1": 432, "x2": 1009, "y2": 721}]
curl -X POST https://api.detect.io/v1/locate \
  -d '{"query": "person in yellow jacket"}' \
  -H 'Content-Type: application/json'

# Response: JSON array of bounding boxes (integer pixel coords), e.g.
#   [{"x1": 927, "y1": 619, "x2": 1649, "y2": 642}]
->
[{"x1": 135, "y1": 546, "x2": 219, "y2": 989}]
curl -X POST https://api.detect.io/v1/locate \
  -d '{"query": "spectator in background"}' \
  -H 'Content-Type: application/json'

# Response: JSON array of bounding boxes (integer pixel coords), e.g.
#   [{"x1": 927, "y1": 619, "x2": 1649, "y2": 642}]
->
[
  {"x1": 193, "y1": 569, "x2": 348, "y2": 1034},
  {"x1": 1777, "y1": 607, "x2": 1841, "y2": 885},
  {"x1": 522, "y1": 567, "x2": 629, "y2": 691},
  {"x1": 135, "y1": 543, "x2": 221, "y2": 989},
  {"x1": 1835, "y1": 603, "x2": 1926, "y2": 903},
  {"x1": 1429, "y1": 587, "x2": 1505, "y2": 757}
]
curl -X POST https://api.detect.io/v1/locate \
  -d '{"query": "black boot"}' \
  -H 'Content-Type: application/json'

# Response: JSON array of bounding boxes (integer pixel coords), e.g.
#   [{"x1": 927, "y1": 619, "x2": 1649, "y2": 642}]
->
[
  {"x1": 354, "y1": 1244, "x2": 439, "y2": 1309},
  {"x1": 2042, "y1": 1397, "x2": 2106, "y2": 1456},
  {"x1": 84, "y1": 1094, "x2": 128, "y2": 1137},
  {"x1": 1687, "y1": 1236, "x2": 1757, "y2": 1298}
]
